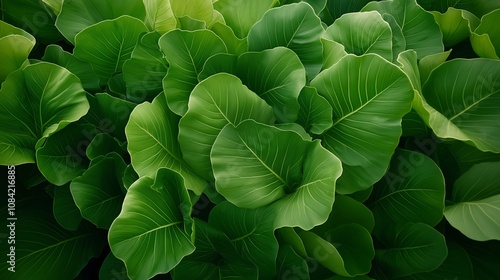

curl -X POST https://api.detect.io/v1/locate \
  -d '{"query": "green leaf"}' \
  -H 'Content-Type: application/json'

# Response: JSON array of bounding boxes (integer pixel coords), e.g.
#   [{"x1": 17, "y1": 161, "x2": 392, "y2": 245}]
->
[
  {"x1": 298, "y1": 224, "x2": 374, "y2": 277},
  {"x1": 122, "y1": 164, "x2": 139, "y2": 190},
  {"x1": 125, "y1": 93, "x2": 207, "y2": 195},
  {"x1": 0, "y1": 62, "x2": 89, "y2": 165},
  {"x1": 471, "y1": 9, "x2": 500, "y2": 59},
  {"x1": 71, "y1": 153, "x2": 126, "y2": 229},
  {"x1": 108, "y1": 168, "x2": 196, "y2": 279},
  {"x1": 172, "y1": 220, "x2": 258, "y2": 280},
  {"x1": 296, "y1": 86, "x2": 333, "y2": 135},
  {"x1": 432, "y1": 8, "x2": 480, "y2": 47},
  {"x1": 170, "y1": 0, "x2": 221, "y2": 27},
  {"x1": 214, "y1": 0, "x2": 276, "y2": 38},
  {"x1": 99, "y1": 253, "x2": 129, "y2": 280},
  {"x1": 323, "y1": 12, "x2": 393, "y2": 61},
  {"x1": 414, "y1": 58, "x2": 500, "y2": 152},
  {"x1": 417, "y1": 0, "x2": 500, "y2": 19},
  {"x1": 362, "y1": 0, "x2": 444, "y2": 58},
  {"x1": 276, "y1": 245, "x2": 309, "y2": 280},
  {"x1": 369, "y1": 149, "x2": 445, "y2": 230},
  {"x1": 53, "y1": 184, "x2": 83, "y2": 231},
  {"x1": 0, "y1": 20, "x2": 35, "y2": 85},
  {"x1": 178, "y1": 73, "x2": 275, "y2": 180},
  {"x1": 417, "y1": 50, "x2": 451, "y2": 84},
  {"x1": 42, "y1": 44, "x2": 100, "y2": 92},
  {"x1": 73, "y1": 16, "x2": 148, "y2": 85},
  {"x1": 444, "y1": 161, "x2": 500, "y2": 241},
  {"x1": 375, "y1": 222, "x2": 448, "y2": 278},
  {"x1": 209, "y1": 201, "x2": 279, "y2": 278},
  {"x1": 55, "y1": 0, "x2": 146, "y2": 43},
  {"x1": 0, "y1": 193, "x2": 106, "y2": 279},
  {"x1": 311, "y1": 54, "x2": 413, "y2": 194},
  {"x1": 321, "y1": 38, "x2": 347, "y2": 70},
  {"x1": 143, "y1": 0, "x2": 176, "y2": 34},
  {"x1": 86, "y1": 133, "x2": 126, "y2": 161},
  {"x1": 210, "y1": 22, "x2": 248, "y2": 55},
  {"x1": 248, "y1": 2, "x2": 324, "y2": 79},
  {"x1": 177, "y1": 15, "x2": 207, "y2": 30},
  {"x1": 276, "y1": 227, "x2": 308, "y2": 258},
  {"x1": 159, "y1": 29, "x2": 227, "y2": 115},
  {"x1": 42, "y1": 0, "x2": 63, "y2": 15}
]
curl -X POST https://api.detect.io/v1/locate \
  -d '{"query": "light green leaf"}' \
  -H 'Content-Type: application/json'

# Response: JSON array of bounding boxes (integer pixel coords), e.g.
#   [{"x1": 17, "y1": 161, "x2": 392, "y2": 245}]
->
[
  {"x1": 143, "y1": 0, "x2": 176, "y2": 34},
  {"x1": 209, "y1": 201, "x2": 279, "y2": 278},
  {"x1": 210, "y1": 22, "x2": 248, "y2": 55},
  {"x1": 178, "y1": 73, "x2": 275, "y2": 180},
  {"x1": 170, "y1": 0, "x2": 221, "y2": 27},
  {"x1": 214, "y1": 0, "x2": 276, "y2": 38},
  {"x1": 417, "y1": 50, "x2": 451, "y2": 84},
  {"x1": 42, "y1": 44, "x2": 100, "y2": 92},
  {"x1": 71, "y1": 153, "x2": 126, "y2": 229},
  {"x1": 299, "y1": 224, "x2": 374, "y2": 277},
  {"x1": 369, "y1": 149, "x2": 445, "y2": 230},
  {"x1": 414, "y1": 58, "x2": 500, "y2": 152},
  {"x1": 432, "y1": 8, "x2": 480, "y2": 47},
  {"x1": 53, "y1": 184, "x2": 83, "y2": 231},
  {"x1": 42, "y1": 0, "x2": 63, "y2": 15},
  {"x1": 0, "y1": 62, "x2": 89, "y2": 165},
  {"x1": 296, "y1": 86, "x2": 333, "y2": 135},
  {"x1": 321, "y1": 38, "x2": 347, "y2": 70},
  {"x1": 172, "y1": 220, "x2": 258, "y2": 280},
  {"x1": 108, "y1": 168, "x2": 196, "y2": 279},
  {"x1": 177, "y1": 15, "x2": 207, "y2": 30},
  {"x1": 375, "y1": 222, "x2": 448, "y2": 278},
  {"x1": 159, "y1": 29, "x2": 227, "y2": 115},
  {"x1": 0, "y1": 20, "x2": 35, "y2": 85},
  {"x1": 125, "y1": 93, "x2": 207, "y2": 194},
  {"x1": 248, "y1": 2, "x2": 324, "y2": 79},
  {"x1": 471, "y1": 9, "x2": 500, "y2": 59},
  {"x1": 362, "y1": 0, "x2": 444, "y2": 58},
  {"x1": 55, "y1": 0, "x2": 146, "y2": 43},
  {"x1": 74, "y1": 16, "x2": 148, "y2": 85},
  {"x1": 311, "y1": 54, "x2": 413, "y2": 194},
  {"x1": 445, "y1": 161, "x2": 500, "y2": 241},
  {"x1": 323, "y1": 11, "x2": 393, "y2": 61}
]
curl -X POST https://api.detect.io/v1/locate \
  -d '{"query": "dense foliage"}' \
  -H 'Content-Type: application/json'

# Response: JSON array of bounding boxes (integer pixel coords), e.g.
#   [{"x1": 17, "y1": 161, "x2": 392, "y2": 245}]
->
[{"x1": 1, "y1": 0, "x2": 500, "y2": 279}]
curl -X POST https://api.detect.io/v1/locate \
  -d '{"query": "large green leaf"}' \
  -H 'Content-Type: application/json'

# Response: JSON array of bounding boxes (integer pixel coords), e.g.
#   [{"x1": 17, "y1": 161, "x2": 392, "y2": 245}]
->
[
  {"x1": 172, "y1": 219, "x2": 258, "y2": 280},
  {"x1": 0, "y1": 20, "x2": 35, "y2": 85},
  {"x1": 471, "y1": 9, "x2": 500, "y2": 59},
  {"x1": 0, "y1": 62, "x2": 89, "y2": 165},
  {"x1": 108, "y1": 168, "x2": 196, "y2": 279},
  {"x1": 362, "y1": 0, "x2": 444, "y2": 58},
  {"x1": 73, "y1": 16, "x2": 148, "y2": 85},
  {"x1": 214, "y1": 0, "x2": 276, "y2": 38},
  {"x1": 414, "y1": 58, "x2": 500, "y2": 152},
  {"x1": 125, "y1": 93, "x2": 207, "y2": 194},
  {"x1": 212, "y1": 120, "x2": 342, "y2": 229},
  {"x1": 311, "y1": 54, "x2": 413, "y2": 194},
  {"x1": 209, "y1": 201, "x2": 279, "y2": 278},
  {"x1": 248, "y1": 2, "x2": 324, "y2": 79},
  {"x1": 143, "y1": 0, "x2": 176, "y2": 34},
  {"x1": 296, "y1": 86, "x2": 333, "y2": 135},
  {"x1": 55, "y1": 0, "x2": 146, "y2": 43},
  {"x1": 444, "y1": 161, "x2": 500, "y2": 241},
  {"x1": 122, "y1": 32, "x2": 168, "y2": 103},
  {"x1": 159, "y1": 29, "x2": 227, "y2": 115},
  {"x1": 0, "y1": 193, "x2": 106, "y2": 279},
  {"x1": 42, "y1": 44, "x2": 100, "y2": 92},
  {"x1": 298, "y1": 224, "x2": 374, "y2": 277},
  {"x1": 369, "y1": 149, "x2": 445, "y2": 230},
  {"x1": 210, "y1": 22, "x2": 248, "y2": 55},
  {"x1": 432, "y1": 8, "x2": 480, "y2": 47},
  {"x1": 70, "y1": 153, "x2": 126, "y2": 229},
  {"x1": 178, "y1": 73, "x2": 275, "y2": 180},
  {"x1": 375, "y1": 222, "x2": 448, "y2": 278},
  {"x1": 323, "y1": 12, "x2": 393, "y2": 61}
]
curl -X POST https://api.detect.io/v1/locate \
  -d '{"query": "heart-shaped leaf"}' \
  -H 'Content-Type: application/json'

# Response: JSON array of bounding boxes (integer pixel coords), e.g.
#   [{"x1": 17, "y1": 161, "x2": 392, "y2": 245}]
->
[{"x1": 0, "y1": 20, "x2": 35, "y2": 84}]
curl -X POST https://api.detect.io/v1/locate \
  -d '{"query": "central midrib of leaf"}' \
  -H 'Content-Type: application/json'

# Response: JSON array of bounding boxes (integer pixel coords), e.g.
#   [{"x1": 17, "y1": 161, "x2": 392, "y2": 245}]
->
[
  {"x1": 231, "y1": 227, "x2": 257, "y2": 242},
  {"x1": 133, "y1": 120, "x2": 184, "y2": 163},
  {"x1": 116, "y1": 221, "x2": 183, "y2": 244}
]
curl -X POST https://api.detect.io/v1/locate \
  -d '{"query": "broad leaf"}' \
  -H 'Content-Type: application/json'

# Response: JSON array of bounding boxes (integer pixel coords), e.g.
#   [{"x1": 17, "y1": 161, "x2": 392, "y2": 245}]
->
[
  {"x1": 369, "y1": 149, "x2": 445, "y2": 230},
  {"x1": 0, "y1": 62, "x2": 89, "y2": 165},
  {"x1": 170, "y1": 0, "x2": 221, "y2": 27},
  {"x1": 159, "y1": 29, "x2": 227, "y2": 115},
  {"x1": 362, "y1": 0, "x2": 444, "y2": 58},
  {"x1": 143, "y1": 0, "x2": 176, "y2": 34},
  {"x1": 471, "y1": 9, "x2": 500, "y2": 59},
  {"x1": 323, "y1": 12, "x2": 393, "y2": 61},
  {"x1": 55, "y1": 0, "x2": 146, "y2": 43},
  {"x1": 70, "y1": 153, "x2": 127, "y2": 229},
  {"x1": 209, "y1": 201, "x2": 279, "y2": 278},
  {"x1": 311, "y1": 54, "x2": 413, "y2": 193},
  {"x1": 178, "y1": 73, "x2": 275, "y2": 180},
  {"x1": 125, "y1": 93, "x2": 207, "y2": 194},
  {"x1": 445, "y1": 161, "x2": 500, "y2": 241},
  {"x1": 53, "y1": 184, "x2": 83, "y2": 231},
  {"x1": 210, "y1": 22, "x2": 248, "y2": 55},
  {"x1": 432, "y1": 8, "x2": 480, "y2": 47},
  {"x1": 0, "y1": 20, "x2": 35, "y2": 84},
  {"x1": 248, "y1": 2, "x2": 324, "y2": 78},
  {"x1": 296, "y1": 86, "x2": 333, "y2": 135},
  {"x1": 417, "y1": 0, "x2": 500, "y2": 19},
  {"x1": 414, "y1": 58, "x2": 500, "y2": 152},
  {"x1": 108, "y1": 168, "x2": 196, "y2": 279},
  {"x1": 74, "y1": 16, "x2": 148, "y2": 85},
  {"x1": 321, "y1": 38, "x2": 347, "y2": 70},
  {"x1": 375, "y1": 222, "x2": 447, "y2": 278}
]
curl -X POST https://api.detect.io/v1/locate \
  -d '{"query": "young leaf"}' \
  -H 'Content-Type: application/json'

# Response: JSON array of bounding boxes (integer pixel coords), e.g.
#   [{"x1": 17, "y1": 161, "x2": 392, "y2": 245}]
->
[
  {"x1": 178, "y1": 73, "x2": 275, "y2": 180},
  {"x1": 311, "y1": 54, "x2": 413, "y2": 194},
  {"x1": 143, "y1": 0, "x2": 176, "y2": 34},
  {"x1": 432, "y1": 8, "x2": 480, "y2": 47},
  {"x1": 108, "y1": 168, "x2": 196, "y2": 279}
]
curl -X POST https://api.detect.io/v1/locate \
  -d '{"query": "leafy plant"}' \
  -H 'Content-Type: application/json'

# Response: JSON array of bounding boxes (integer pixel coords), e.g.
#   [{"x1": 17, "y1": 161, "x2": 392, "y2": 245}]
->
[{"x1": 1, "y1": 0, "x2": 500, "y2": 279}]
